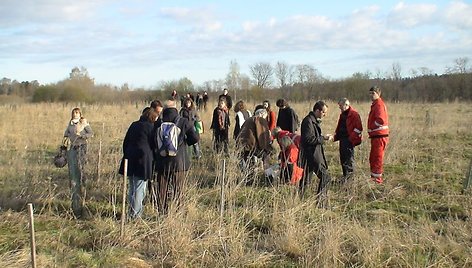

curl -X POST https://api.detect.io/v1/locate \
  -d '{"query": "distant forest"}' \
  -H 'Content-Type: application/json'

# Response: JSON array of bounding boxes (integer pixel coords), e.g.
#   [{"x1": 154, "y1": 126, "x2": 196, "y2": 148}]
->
[{"x1": 1, "y1": 58, "x2": 471, "y2": 104}]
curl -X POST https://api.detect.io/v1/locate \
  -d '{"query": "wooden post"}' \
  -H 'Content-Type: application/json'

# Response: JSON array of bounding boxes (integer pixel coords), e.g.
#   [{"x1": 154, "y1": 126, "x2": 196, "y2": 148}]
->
[
  {"x1": 120, "y1": 159, "x2": 128, "y2": 238},
  {"x1": 97, "y1": 122, "x2": 104, "y2": 183},
  {"x1": 97, "y1": 140, "x2": 102, "y2": 183},
  {"x1": 27, "y1": 203, "x2": 37, "y2": 268},
  {"x1": 220, "y1": 159, "x2": 226, "y2": 222},
  {"x1": 463, "y1": 158, "x2": 472, "y2": 192}
]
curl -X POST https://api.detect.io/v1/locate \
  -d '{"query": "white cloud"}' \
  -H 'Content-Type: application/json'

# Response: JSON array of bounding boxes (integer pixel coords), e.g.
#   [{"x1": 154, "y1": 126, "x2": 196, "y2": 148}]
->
[
  {"x1": 444, "y1": 1, "x2": 472, "y2": 29},
  {"x1": 0, "y1": 0, "x2": 110, "y2": 26},
  {"x1": 388, "y1": 2, "x2": 437, "y2": 28},
  {"x1": 1, "y1": 1, "x2": 471, "y2": 86}
]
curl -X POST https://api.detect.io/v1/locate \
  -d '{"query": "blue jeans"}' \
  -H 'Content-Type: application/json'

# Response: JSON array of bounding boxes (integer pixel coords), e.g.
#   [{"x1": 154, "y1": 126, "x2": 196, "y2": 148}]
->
[{"x1": 128, "y1": 176, "x2": 147, "y2": 219}]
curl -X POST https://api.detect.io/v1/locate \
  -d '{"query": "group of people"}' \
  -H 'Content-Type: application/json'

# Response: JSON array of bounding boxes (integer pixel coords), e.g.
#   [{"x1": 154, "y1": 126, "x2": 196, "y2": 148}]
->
[
  {"x1": 117, "y1": 99, "x2": 200, "y2": 219},
  {"x1": 60, "y1": 85, "x2": 389, "y2": 218},
  {"x1": 171, "y1": 90, "x2": 209, "y2": 112},
  {"x1": 207, "y1": 86, "x2": 389, "y2": 208}
]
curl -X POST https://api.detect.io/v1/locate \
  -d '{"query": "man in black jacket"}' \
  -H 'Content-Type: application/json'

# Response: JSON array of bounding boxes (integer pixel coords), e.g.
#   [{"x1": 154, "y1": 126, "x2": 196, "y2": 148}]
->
[
  {"x1": 298, "y1": 100, "x2": 333, "y2": 208},
  {"x1": 153, "y1": 100, "x2": 199, "y2": 214}
]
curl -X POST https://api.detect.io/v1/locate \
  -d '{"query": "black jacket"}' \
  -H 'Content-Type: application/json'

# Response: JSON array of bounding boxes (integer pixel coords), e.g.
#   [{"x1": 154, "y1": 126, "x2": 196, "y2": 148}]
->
[
  {"x1": 118, "y1": 115, "x2": 155, "y2": 180},
  {"x1": 298, "y1": 111, "x2": 328, "y2": 173},
  {"x1": 153, "y1": 107, "x2": 199, "y2": 173},
  {"x1": 276, "y1": 106, "x2": 299, "y2": 133}
]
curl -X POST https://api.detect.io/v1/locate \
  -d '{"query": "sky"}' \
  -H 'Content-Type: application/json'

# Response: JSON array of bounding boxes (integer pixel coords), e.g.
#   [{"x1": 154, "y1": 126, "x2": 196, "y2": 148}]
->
[{"x1": 1, "y1": 0, "x2": 471, "y2": 88}]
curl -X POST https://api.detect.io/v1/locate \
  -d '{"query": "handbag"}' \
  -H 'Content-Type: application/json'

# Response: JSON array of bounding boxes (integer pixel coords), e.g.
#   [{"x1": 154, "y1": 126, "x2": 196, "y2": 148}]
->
[{"x1": 53, "y1": 146, "x2": 68, "y2": 168}]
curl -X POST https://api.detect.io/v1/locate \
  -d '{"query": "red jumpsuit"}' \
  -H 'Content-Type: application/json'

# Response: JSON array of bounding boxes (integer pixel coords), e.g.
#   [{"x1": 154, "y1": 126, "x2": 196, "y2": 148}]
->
[{"x1": 368, "y1": 98, "x2": 389, "y2": 183}]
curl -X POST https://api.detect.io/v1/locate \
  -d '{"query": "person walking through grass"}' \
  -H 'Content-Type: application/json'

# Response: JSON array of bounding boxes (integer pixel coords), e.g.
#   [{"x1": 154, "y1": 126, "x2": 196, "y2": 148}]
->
[
  {"x1": 62, "y1": 107, "x2": 94, "y2": 218},
  {"x1": 119, "y1": 108, "x2": 158, "y2": 219},
  {"x1": 298, "y1": 101, "x2": 333, "y2": 208}
]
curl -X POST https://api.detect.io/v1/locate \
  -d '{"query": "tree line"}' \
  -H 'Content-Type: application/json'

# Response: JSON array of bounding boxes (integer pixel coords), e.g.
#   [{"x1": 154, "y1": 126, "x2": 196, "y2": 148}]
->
[{"x1": 1, "y1": 58, "x2": 471, "y2": 104}]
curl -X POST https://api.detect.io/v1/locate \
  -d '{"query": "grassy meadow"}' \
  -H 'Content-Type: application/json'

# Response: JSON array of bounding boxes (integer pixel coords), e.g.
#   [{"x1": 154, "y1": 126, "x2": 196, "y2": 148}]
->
[{"x1": 0, "y1": 100, "x2": 471, "y2": 267}]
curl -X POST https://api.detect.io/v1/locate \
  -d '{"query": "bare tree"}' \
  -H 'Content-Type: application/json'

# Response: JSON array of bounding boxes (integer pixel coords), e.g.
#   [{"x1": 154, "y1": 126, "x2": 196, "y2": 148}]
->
[
  {"x1": 391, "y1": 62, "x2": 402, "y2": 80},
  {"x1": 249, "y1": 62, "x2": 273, "y2": 89},
  {"x1": 225, "y1": 60, "x2": 241, "y2": 100},
  {"x1": 70, "y1": 66, "x2": 92, "y2": 81},
  {"x1": 447, "y1": 57, "x2": 470, "y2": 74},
  {"x1": 418, "y1": 67, "x2": 433, "y2": 76},
  {"x1": 275, "y1": 61, "x2": 291, "y2": 88},
  {"x1": 294, "y1": 64, "x2": 321, "y2": 84},
  {"x1": 177, "y1": 77, "x2": 194, "y2": 92}
]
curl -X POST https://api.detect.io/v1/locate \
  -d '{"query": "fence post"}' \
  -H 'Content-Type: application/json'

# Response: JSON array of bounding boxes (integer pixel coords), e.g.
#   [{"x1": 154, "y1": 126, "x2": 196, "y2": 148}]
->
[
  {"x1": 27, "y1": 203, "x2": 37, "y2": 268},
  {"x1": 220, "y1": 159, "x2": 226, "y2": 223},
  {"x1": 97, "y1": 140, "x2": 102, "y2": 183},
  {"x1": 463, "y1": 158, "x2": 472, "y2": 192},
  {"x1": 120, "y1": 159, "x2": 128, "y2": 238}
]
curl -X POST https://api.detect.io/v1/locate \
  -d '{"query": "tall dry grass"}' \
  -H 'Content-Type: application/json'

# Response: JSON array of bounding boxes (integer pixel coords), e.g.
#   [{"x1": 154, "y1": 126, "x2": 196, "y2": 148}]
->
[{"x1": 0, "y1": 100, "x2": 471, "y2": 267}]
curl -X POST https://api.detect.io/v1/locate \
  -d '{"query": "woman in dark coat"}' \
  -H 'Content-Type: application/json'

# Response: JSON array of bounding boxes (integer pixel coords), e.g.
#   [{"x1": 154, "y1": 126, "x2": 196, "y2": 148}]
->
[
  {"x1": 119, "y1": 108, "x2": 158, "y2": 219},
  {"x1": 154, "y1": 104, "x2": 199, "y2": 214},
  {"x1": 180, "y1": 97, "x2": 202, "y2": 158},
  {"x1": 276, "y1": 99, "x2": 299, "y2": 133}
]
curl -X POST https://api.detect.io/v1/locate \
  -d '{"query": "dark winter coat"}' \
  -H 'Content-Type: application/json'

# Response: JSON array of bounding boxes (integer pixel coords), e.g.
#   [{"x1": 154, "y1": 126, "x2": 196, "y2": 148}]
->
[
  {"x1": 276, "y1": 106, "x2": 299, "y2": 133},
  {"x1": 298, "y1": 111, "x2": 328, "y2": 173},
  {"x1": 210, "y1": 106, "x2": 230, "y2": 138},
  {"x1": 153, "y1": 107, "x2": 199, "y2": 173},
  {"x1": 118, "y1": 115, "x2": 155, "y2": 180}
]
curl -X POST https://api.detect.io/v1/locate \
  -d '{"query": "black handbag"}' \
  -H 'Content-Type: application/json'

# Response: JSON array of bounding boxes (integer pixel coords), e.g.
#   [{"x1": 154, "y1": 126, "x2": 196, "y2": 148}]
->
[{"x1": 53, "y1": 146, "x2": 67, "y2": 168}]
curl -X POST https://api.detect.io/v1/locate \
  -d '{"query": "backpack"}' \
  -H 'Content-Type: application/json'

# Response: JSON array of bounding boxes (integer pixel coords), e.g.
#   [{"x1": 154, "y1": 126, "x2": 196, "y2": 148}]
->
[{"x1": 156, "y1": 117, "x2": 182, "y2": 157}]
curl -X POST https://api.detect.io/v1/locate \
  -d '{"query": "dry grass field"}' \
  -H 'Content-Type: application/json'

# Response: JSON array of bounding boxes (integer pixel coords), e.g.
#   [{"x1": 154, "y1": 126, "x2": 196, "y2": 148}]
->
[{"x1": 0, "y1": 100, "x2": 471, "y2": 267}]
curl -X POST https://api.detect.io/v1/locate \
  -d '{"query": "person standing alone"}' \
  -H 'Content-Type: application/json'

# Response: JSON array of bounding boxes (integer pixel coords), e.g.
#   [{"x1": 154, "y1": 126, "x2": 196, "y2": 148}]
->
[
  {"x1": 333, "y1": 98, "x2": 363, "y2": 183},
  {"x1": 62, "y1": 107, "x2": 94, "y2": 218},
  {"x1": 368, "y1": 86, "x2": 389, "y2": 184}
]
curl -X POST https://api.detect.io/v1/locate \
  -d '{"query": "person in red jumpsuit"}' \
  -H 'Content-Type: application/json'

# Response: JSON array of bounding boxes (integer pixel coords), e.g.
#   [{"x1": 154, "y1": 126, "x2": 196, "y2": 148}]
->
[{"x1": 368, "y1": 86, "x2": 389, "y2": 184}]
